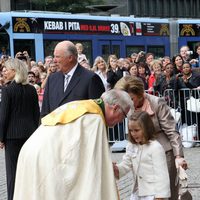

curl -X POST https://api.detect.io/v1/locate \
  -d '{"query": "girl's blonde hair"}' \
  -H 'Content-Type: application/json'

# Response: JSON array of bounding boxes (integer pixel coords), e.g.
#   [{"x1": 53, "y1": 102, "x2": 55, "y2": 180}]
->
[
  {"x1": 75, "y1": 43, "x2": 83, "y2": 50},
  {"x1": 128, "y1": 111, "x2": 156, "y2": 144},
  {"x1": 107, "y1": 54, "x2": 118, "y2": 70}
]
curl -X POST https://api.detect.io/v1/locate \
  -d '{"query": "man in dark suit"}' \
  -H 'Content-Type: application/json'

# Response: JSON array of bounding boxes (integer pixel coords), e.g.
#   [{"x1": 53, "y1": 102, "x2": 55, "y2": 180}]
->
[{"x1": 41, "y1": 40, "x2": 105, "y2": 117}]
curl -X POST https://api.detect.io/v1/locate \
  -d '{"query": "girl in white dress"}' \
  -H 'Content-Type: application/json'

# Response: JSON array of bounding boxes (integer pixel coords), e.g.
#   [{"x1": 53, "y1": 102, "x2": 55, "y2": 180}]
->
[{"x1": 113, "y1": 111, "x2": 170, "y2": 200}]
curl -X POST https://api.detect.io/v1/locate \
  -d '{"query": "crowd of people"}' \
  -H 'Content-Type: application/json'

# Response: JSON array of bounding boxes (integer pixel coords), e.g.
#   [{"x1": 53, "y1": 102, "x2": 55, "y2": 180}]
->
[
  {"x1": 1, "y1": 43, "x2": 200, "y2": 106},
  {"x1": 0, "y1": 40, "x2": 198, "y2": 200}
]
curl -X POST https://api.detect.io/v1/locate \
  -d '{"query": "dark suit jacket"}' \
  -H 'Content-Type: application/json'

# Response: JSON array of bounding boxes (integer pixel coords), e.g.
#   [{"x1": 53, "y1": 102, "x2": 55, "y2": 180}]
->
[
  {"x1": 41, "y1": 64, "x2": 105, "y2": 117},
  {"x1": 0, "y1": 81, "x2": 40, "y2": 142}
]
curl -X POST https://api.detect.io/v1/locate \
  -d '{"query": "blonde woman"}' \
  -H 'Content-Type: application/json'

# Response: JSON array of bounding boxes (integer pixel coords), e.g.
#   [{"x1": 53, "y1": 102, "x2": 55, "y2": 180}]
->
[
  {"x1": 0, "y1": 58, "x2": 40, "y2": 200},
  {"x1": 92, "y1": 56, "x2": 110, "y2": 91}
]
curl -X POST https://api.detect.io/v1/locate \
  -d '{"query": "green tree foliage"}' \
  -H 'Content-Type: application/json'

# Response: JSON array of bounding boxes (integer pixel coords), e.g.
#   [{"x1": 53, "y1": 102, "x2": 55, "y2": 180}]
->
[{"x1": 31, "y1": 0, "x2": 105, "y2": 13}]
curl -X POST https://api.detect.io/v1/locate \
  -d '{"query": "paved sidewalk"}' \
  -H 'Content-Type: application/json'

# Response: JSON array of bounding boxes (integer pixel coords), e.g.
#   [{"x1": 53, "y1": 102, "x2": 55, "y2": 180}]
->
[
  {"x1": 0, "y1": 150, "x2": 6, "y2": 200},
  {"x1": 1, "y1": 147, "x2": 200, "y2": 200}
]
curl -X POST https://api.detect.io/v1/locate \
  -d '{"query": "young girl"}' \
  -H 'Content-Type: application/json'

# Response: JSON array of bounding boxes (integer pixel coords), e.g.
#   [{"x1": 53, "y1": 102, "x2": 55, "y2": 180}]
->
[
  {"x1": 75, "y1": 43, "x2": 88, "y2": 63},
  {"x1": 113, "y1": 111, "x2": 170, "y2": 200},
  {"x1": 128, "y1": 63, "x2": 138, "y2": 77}
]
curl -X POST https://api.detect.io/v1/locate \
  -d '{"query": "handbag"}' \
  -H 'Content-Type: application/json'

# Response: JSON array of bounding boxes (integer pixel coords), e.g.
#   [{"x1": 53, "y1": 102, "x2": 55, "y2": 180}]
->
[
  {"x1": 187, "y1": 96, "x2": 200, "y2": 113},
  {"x1": 178, "y1": 190, "x2": 192, "y2": 200},
  {"x1": 178, "y1": 166, "x2": 192, "y2": 200},
  {"x1": 179, "y1": 124, "x2": 197, "y2": 148}
]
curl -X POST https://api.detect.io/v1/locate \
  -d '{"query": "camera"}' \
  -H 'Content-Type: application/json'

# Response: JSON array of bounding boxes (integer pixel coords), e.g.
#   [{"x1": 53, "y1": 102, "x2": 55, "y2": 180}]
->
[
  {"x1": 140, "y1": 51, "x2": 145, "y2": 55},
  {"x1": 17, "y1": 53, "x2": 27, "y2": 61},
  {"x1": 177, "y1": 73, "x2": 183, "y2": 77},
  {"x1": 2, "y1": 55, "x2": 8, "y2": 60},
  {"x1": 29, "y1": 80, "x2": 35, "y2": 84},
  {"x1": 139, "y1": 51, "x2": 145, "y2": 57},
  {"x1": 186, "y1": 51, "x2": 193, "y2": 55}
]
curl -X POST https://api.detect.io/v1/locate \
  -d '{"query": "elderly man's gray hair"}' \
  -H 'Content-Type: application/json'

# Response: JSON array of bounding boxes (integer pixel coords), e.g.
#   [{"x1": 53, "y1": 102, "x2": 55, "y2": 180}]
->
[{"x1": 101, "y1": 89, "x2": 134, "y2": 117}]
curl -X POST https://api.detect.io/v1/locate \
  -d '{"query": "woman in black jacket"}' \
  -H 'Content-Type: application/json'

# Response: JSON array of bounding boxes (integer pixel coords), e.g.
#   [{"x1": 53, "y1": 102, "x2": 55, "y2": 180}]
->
[{"x1": 0, "y1": 58, "x2": 40, "y2": 200}]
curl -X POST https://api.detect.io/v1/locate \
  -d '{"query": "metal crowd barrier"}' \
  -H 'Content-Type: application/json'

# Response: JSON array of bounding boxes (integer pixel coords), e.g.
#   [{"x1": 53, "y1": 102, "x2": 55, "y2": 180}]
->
[
  {"x1": 163, "y1": 88, "x2": 200, "y2": 146},
  {"x1": 108, "y1": 88, "x2": 200, "y2": 147},
  {"x1": 38, "y1": 89, "x2": 200, "y2": 146},
  {"x1": 108, "y1": 119, "x2": 128, "y2": 144}
]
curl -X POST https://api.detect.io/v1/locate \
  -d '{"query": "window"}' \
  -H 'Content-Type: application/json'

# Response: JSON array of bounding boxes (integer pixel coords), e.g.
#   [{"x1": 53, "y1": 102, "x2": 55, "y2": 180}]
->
[
  {"x1": 0, "y1": 28, "x2": 10, "y2": 56},
  {"x1": 187, "y1": 41, "x2": 200, "y2": 59},
  {"x1": 147, "y1": 46, "x2": 165, "y2": 58},
  {"x1": 126, "y1": 46, "x2": 145, "y2": 57},
  {"x1": 44, "y1": 40, "x2": 92, "y2": 64},
  {"x1": 14, "y1": 39, "x2": 35, "y2": 60}
]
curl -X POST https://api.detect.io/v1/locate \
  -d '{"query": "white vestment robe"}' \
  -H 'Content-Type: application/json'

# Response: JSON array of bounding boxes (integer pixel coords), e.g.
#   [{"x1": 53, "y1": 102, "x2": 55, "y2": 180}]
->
[{"x1": 13, "y1": 114, "x2": 119, "y2": 200}]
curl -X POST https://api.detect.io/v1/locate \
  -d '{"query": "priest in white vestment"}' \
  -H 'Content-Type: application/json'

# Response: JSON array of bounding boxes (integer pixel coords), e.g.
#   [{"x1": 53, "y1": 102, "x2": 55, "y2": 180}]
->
[{"x1": 13, "y1": 89, "x2": 133, "y2": 200}]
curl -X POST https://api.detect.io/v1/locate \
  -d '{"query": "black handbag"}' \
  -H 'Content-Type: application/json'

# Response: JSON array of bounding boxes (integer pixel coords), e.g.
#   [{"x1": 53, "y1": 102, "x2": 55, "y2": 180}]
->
[
  {"x1": 178, "y1": 166, "x2": 192, "y2": 200},
  {"x1": 178, "y1": 189, "x2": 192, "y2": 200}
]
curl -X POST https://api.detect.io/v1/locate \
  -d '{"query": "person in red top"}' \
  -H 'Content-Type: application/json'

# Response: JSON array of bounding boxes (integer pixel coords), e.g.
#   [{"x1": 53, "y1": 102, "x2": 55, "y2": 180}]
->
[{"x1": 148, "y1": 60, "x2": 162, "y2": 95}]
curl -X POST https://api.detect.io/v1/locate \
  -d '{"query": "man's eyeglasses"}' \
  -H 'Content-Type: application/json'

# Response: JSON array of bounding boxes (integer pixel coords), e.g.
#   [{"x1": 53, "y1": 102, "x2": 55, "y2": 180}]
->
[{"x1": 120, "y1": 107, "x2": 127, "y2": 118}]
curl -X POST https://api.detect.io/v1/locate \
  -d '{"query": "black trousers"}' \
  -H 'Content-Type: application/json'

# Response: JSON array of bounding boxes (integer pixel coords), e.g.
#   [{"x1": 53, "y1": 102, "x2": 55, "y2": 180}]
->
[
  {"x1": 166, "y1": 150, "x2": 178, "y2": 200},
  {"x1": 5, "y1": 138, "x2": 27, "y2": 200}
]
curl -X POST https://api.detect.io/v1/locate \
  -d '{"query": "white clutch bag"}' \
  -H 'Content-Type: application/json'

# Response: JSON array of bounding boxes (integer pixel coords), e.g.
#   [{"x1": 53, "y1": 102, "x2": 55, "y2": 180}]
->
[{"x1": 186, "y1": 96, "x2": 200, "y2": 113}]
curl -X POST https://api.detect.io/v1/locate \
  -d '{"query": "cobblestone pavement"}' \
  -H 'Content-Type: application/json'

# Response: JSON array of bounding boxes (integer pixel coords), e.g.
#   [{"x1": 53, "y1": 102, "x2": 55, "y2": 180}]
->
[
  {"x1": 0, "y1": 150, "x2": 6, "y2": 200},
  {"x1": 1, "y1": 147, "x2": 200, "y2": 200}
]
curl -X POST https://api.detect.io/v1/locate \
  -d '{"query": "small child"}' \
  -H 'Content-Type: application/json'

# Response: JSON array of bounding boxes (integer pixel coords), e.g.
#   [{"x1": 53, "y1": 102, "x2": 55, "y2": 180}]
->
[
  {"x1": 113, "y1": 111, "x2": 170, "y2": 200},
  {"x1": 75, "y1": 43, "x2": 88, "y2": 64}
]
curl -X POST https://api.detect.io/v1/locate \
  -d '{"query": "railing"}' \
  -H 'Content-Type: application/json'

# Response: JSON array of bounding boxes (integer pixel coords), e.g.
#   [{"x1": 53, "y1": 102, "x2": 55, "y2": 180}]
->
[{"x1": 38, "y1": 89, "x2": 200, "y2": 146}]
